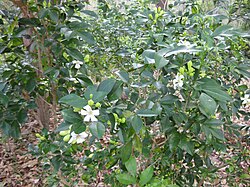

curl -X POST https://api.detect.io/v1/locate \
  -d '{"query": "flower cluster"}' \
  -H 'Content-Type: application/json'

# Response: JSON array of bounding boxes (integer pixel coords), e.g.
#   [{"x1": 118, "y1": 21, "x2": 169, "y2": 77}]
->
[
  {"x1": 173, "y1": 73, "x2": 184, "y2": 90},
  {"x1": 108, "y1": 113, "x2": 126, "y2": 132},
  {"x1": 72, "y1": 60, "x2": 83, "y2": 69},
  {"x1": 80, "y1": 105, "x2": 100, "y2": 122},
  {"x1": 241, "y1": 93, "x2": 250, "y2": 105},
  {"x1": 79, "y1": 94, "x2": 101, "y2": 122},
  {"x1": 59, "y1": 125, "x2": 88, "y2": 144}
]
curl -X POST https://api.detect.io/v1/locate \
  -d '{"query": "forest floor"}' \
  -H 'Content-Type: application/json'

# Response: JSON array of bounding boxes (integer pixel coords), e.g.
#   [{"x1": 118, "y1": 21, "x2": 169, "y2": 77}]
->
[{"x1": 0, "y1": 106, "x2": 249, "y2": 187}]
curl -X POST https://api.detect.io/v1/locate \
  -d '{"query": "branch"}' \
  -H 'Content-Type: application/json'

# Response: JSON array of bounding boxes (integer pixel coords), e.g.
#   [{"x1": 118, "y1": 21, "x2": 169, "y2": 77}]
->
[{"x1": 10, "y1": 0, "x2": 29, "y2": 17}]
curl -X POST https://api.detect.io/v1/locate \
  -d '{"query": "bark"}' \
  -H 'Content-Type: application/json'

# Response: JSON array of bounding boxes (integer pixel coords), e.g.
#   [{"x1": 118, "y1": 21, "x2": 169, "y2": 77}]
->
[
  {"x1": 156, "y1": 0, "x2": 168, "y2": 10},
  {"x1": 10, "y1": 0, "x2": 51, "y2": 129}
]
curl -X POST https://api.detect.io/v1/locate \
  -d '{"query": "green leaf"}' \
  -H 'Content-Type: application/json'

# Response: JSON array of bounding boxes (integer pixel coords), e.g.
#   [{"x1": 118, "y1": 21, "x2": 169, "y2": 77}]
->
[
  {"x1": 155, "y1": 52, "x2": 169, "y2": 69},
  {"x1": 142, "y1": 49, "x2": 156, "y2": 64},
  {"x1": 125, "y1": 156, "x2": 137, "y2": 177},
  {"x1": 169, "y1": 133, "x2": 180, "y2": 151},
  {"x1": 116, "y1": 173, "x2": 136, "y2": 185},
  {"x1": 51, "y1": 155, "x2": 61, "y2": 172},
  {"x1": 197, "y1": 78, "x2": 231, "y2": 102},
  {"x1": 71, "y1": 122, "x2": 86, "y2": 134},
  {"x1": 66, "y1": 48, "x2": 84, "y2": 61},
  {"x1": 68, "y1": 21, "x2": 90, "y2": 29},
  {"x1": 59, "y1": 94, "x2": 87, "y2": 108},
  {"x1": 48, "y1": 9, "x2": 59, "y2": 22},
  {"x1": 54, "y1": 121, "x2": 72, "y2": 133},
  {"x1": 89, "y1": 122, "x2": 105, "y2": 139},
  {"x1": 97, "y1": 78, "x2": 116, "y2": 94},
  {"x1": 76, "y1": 31, "x2": 95, "y2": 45},
  {"x1": 0, "y1": 92, "x2": 9, "y2": 106},
  {"x1": 38, "y1": 8, "x2": 49, "y2": 19},
  {"x1": 116, "y1": 70, "x2": 129, "y2": 83},
  {"x1": 61, "y1": 109, "x2": 83, "y2": 124},
  {"x1": 139, "y1": 166, "x2": 154, "y2": 186},
  {"x1": 120, "y1": 140, "x2": 132, "y2": 163},
  {"x1": 158, "y1": 45, "x2": 201, "y2": 57},
  {"x1": 84, "y1": 85, "x2": 107, "y2": 102},
  {"x1": 212, "y1": 25, "x2": 233, "y2": 37},
  {"x1": 0, "y1": 121, "x2": 11, "y2": 137},
  {"x1": 17, "y1": 109, "x2": 27, "y2": 124},
  {"x1": 203, "y1": 88, "x2": 231, "y2": 102},
  {"x1": 81, "y1": 10, "x2": 98, "y2": 18},
  {"x1": 204, "y1": 119, "x2": 223, "y2": 126},
  {"x1": 77, "y1": 75, "x2": 93, "y2": 86},
  {"x1": 210, "y1": 128, "x2": 225, "y2": 140},
  {"x1": 160, "y1": 95, "x2": 179, "y2": 105},
  {"x1": 133, "y1": 135, "x2": 142, "y2": 153},
  {"x1": 136, "y1": 109, "x2": 158, "y2": 117},
  {"x1": 199, "y1": 93, "x2": 217, "y2": 117},
  {"x1": 107, "y1": 81, "x2": 123, "y2": 101},
  {"x1": 131, "y1": 116, "x2": 143, "y2": 134},
  {"x1": 18, "y1": 18, "x2": 40, "y2": 26},
  {"x1": 25, "y1": 78, "x2": 36, "y2": 93},
  {"x1": 179, "y1": 137, "x2": 194, "y2": 155}
]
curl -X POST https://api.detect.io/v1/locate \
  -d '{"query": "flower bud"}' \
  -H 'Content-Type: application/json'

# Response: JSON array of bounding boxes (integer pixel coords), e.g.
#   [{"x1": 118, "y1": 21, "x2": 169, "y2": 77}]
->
[
  {"x1": 84, "y1": 54, "x2": 90, "y2": 63},
  {"x1": 95, "y1": 102, "x2": 101, "y2": 108},
  {"x1": 149, "y1": 14, "x2": 153, "y2": 20},
  {"x1": 155, "y1": 13, "x2": 159, "y2": 20},
  {"x1": 113, "y1": 113, "x2": 119, "y2": 120},
  {"x1": 179, "y1": 67, "x2": 185, "y2": 75},
  {"x1": 88, "y1": 99, "x2": 94, "y2": 106},
  {"x1": 187, "y1": 61, "x2": 193, "y2": 69},
  {"x1": 63, "y1": 134, "x2": 70, "y2": 142},
  {"x1": 35, "y1": 133, "x2": 42, "y2": 138},
  {"x1": 40, "y1": 136, "x2": 46, "y2": 141},
  {"x1": 89, "y1": 94, "x2": 93, "y2": 99},
  {"x1": 59, "y1": 130, "x2": 70, "y2": 136},
  {"x1": 120, "y1": 117, "x2": 126, "y2": 123},
  {"x1": 73, "y1": 108, "x2": 81, "y2": 112}
]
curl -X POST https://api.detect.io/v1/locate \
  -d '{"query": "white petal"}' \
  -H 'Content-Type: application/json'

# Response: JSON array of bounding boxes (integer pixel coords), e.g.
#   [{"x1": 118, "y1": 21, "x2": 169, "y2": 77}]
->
[
  {"x1": 75, "y1": 64, "x2": 81, "y2": 69},
  {"x1": 83, "y1": 105, "x2": 92, "y2": 112},
  {"x1": 90, "y1": 115, "x2": 98, "y2": 122},
  {"x1": 76, "y1": 136, "x2": 85, "y2": 144},
  {"x1": 80, "y1": 132, "x2": 88, "y2": 138},
  {"x1": 84, "y1": 115, "x2": 91, "y2": 122},
  {"x1": 68, "y1": 136, "x2": 75, "y2": 144},
  {"x1": 92, "y1": 109, "x2": 100, "y2": 116},
  {"x1": 70, "y1": 131, "x2": 77, "y2": 137},
  {"x1": 80, "y1": 109, "x2": 88, "y2": 115}
]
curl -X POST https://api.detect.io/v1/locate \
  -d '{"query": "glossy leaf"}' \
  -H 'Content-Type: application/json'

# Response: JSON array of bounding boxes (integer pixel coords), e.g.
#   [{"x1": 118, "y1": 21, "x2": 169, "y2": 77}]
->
[
  {"x1": 59, "y1": 94, "x2": 87, "y2": 108},
  {"x1": 125, "y1": 156, "x2": 137, "y2": 177},
  {"x1": 139, "y1": 166, "x2": 154, "y2": 186},
  {"x1": 131, "y1": 116, "x2": 143, "y2": 134},
  {"x1": 116, "y1": 173, "x2": 136, "y2": 185},
  {"x1": 199, "y1": 93, "x2": 217, "y2": 117},
  {"x1": 89, "y1": 122, "x2": 105, "y2": 139},
  {"x1": 136, "y1": 109, "x2": 158, "y2": 117}
]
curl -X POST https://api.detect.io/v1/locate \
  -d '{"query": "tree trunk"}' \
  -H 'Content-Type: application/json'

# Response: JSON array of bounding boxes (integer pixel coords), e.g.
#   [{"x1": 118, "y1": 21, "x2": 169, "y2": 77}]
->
[
  {"x1": 156, "y1": 0, "x2": 168, "y2": 10},
  {"x1": 10, "y1": 0, "x2": 51, "y2": 129}
]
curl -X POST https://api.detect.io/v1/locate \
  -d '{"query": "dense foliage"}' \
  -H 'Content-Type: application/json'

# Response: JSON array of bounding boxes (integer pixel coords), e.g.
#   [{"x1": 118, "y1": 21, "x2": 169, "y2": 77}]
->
[{"x1": 0, "y1": 0, "x2": 249, "y2": 186}]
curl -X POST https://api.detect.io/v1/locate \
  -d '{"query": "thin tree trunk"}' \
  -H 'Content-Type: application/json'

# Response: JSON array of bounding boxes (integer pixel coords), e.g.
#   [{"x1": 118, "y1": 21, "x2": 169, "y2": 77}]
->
[{"x1": 10, "y1": 0, "x2": 51, "y2": 129}]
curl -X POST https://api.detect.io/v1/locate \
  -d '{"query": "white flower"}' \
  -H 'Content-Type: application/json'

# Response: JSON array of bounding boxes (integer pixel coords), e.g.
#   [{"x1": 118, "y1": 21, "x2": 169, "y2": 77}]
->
[
  {"x1": 80, "y1": 105, "x2": 100, "y2": 122},
  {"x1": 173, "y1": 73, "x2": 184, "y2": 90},
  {"x1": 177, "y1": 40, "x2": 191, "y2": 47},
  {"x1": 68, "y1": 77, "x2": 78, "y2": 83},
  {"x1": 72, "y1": 60, "x2": 83, "y2": 69},
  {"x1": 241, "y1": 94, "x2": 250, "y2": 105},
  {"x1": 68, "y1": 131, "x2": 88, "y2": 144}
]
